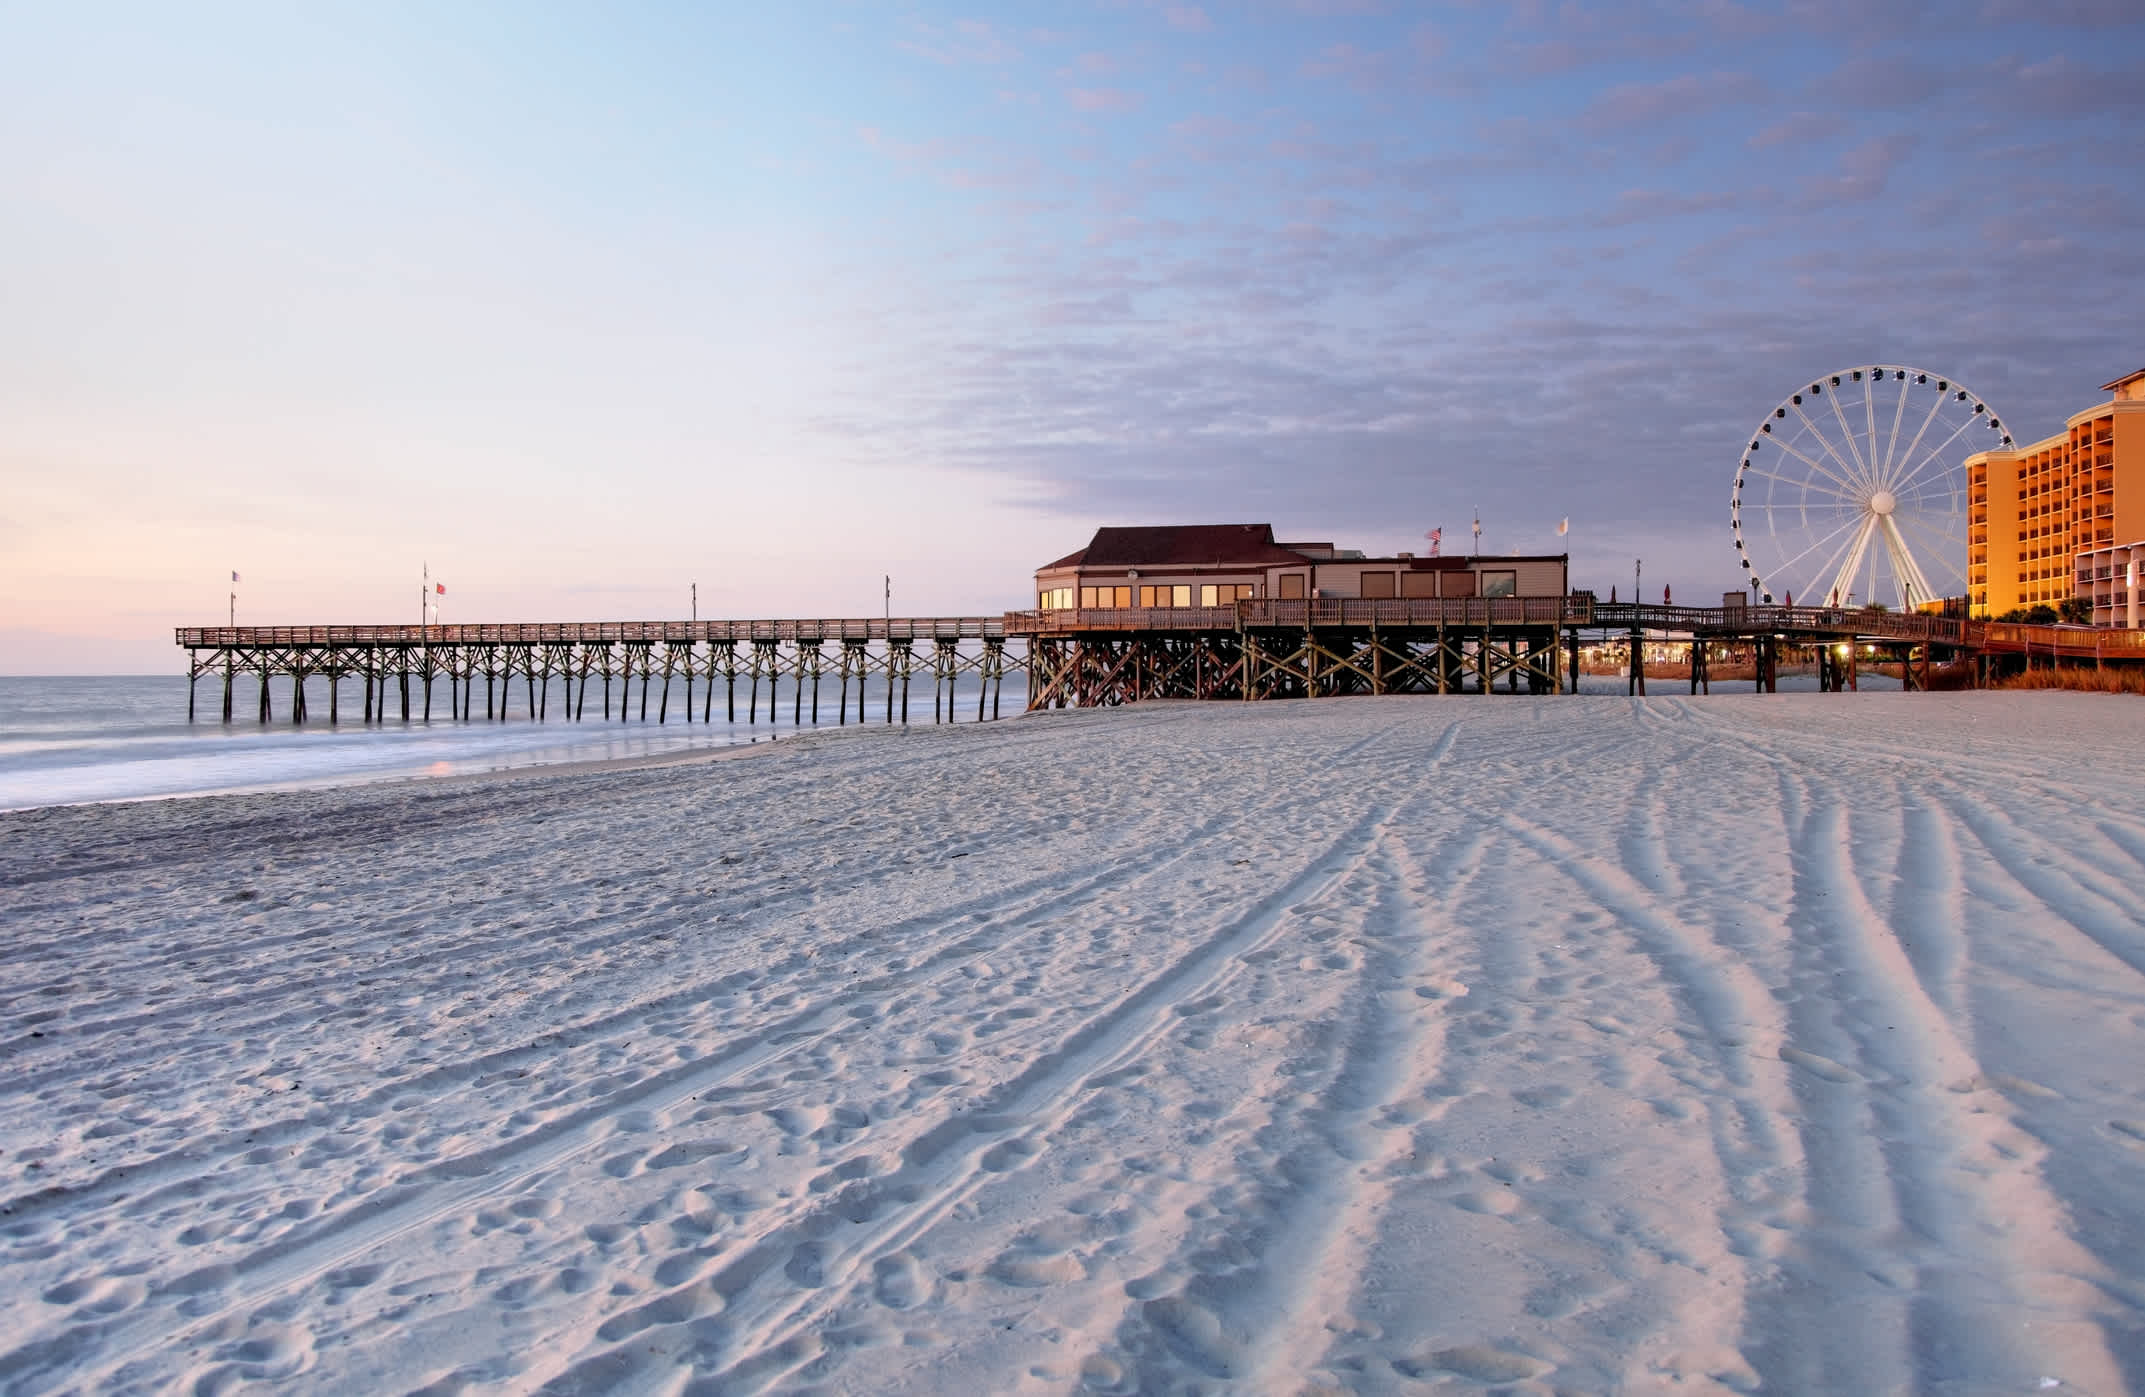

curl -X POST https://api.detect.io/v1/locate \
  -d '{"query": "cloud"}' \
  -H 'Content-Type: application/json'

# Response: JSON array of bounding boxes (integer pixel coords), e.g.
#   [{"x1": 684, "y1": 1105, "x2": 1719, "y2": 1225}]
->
[
  {"x1": 1068, "y1": 87, "x2": 1143, "y2": 113},
  {"x1": 1164, "y1": 5, "x2": 1213, "y2": 32},
  {"x1": 896, "y1": 19, "x2": 1022, "y2": 67},
  {"x1": 1586, "y1": 71, "x2": 1761, "y2": 125},
  {"x1": 1748, "y1": 111, "x2": 1844, "y2": 149},
  {"x1": 2005, "y1": 53, "x2": 2145, "y2": 115},
  {"x1": 1591, "y1": 187, "x2": 1745, "y2": 228},
  {"x1": 1809, "y1": 53, "x2": 1952, "y2": 110},
  {"x1": 1795, "y1": 132, "x2": 1918, "y2": 207},
  {"x1": 1979, "y1": 0, "x2": 2145, "y2": 25}
]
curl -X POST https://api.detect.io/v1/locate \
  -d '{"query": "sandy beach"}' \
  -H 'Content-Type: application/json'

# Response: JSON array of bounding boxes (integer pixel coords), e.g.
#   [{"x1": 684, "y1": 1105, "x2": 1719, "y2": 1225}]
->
[{"x1": 2, "y1": 693, "x2": 2141, "y2": 1394}]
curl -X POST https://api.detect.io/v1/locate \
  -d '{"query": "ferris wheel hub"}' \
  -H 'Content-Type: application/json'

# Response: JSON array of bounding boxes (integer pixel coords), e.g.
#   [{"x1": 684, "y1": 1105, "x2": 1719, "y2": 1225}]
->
[{"x1": 1869, "y1": 489, "x2": 1897, "y2": 516}]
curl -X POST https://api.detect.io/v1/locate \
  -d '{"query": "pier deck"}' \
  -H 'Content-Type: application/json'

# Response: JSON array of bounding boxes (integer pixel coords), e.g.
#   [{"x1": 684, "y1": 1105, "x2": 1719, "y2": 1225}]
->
[{"x1": 176, "y1": 603, "x2": 2145, "y2": 722}]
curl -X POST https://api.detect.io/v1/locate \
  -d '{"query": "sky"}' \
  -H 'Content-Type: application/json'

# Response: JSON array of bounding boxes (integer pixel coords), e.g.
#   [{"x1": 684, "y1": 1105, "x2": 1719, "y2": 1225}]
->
[{"x1": 3, "y1": 1, "x2": 2141, "y2": 672}]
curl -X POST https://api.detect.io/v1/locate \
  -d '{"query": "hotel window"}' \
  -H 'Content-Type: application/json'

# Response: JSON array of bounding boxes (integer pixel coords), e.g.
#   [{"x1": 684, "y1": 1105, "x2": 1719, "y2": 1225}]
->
[{"x1": 1481, "y1": 571, "x2": 1517, "y2": 599}]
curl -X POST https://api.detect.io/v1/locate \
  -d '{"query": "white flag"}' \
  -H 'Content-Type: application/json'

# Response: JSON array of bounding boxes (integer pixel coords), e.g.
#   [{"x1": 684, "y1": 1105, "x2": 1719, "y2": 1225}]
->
[{"x1": 1557, "y1": 518, "x2": 1569, "y2": 536}]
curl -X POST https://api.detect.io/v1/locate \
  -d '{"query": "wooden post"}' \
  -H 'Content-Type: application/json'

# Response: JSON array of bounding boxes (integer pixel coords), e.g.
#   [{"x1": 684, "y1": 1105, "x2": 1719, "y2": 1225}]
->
[
  {"x1": 188, "y1": 663, "x2": 197, "y2": 722},
  {"x1": 329, "y1": 667, "x2": 339, "y2": 724}
]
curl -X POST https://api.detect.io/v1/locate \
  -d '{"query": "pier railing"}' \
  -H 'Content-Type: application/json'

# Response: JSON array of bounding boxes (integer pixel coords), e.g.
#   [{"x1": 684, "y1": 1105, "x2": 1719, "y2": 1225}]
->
[
  {"x1": 1003, "y1": 596, "x2": 1588, "y2": 634},
  {"x1": 1590, "y1": 603, "x2": 1974, "y2": 644},
  {"x1": 175, "y1": 618, "x2": 1009, "y2": 647}
]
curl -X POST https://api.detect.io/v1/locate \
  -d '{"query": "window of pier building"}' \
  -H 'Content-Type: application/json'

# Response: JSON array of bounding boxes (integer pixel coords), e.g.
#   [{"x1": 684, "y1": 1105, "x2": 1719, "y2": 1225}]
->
[
  {"x1": 1400, "y1": 571, "x2": 1438, "y2": 598},
  {"x1": 1079, "y1": 585, "x2": 1135, "y2": 608},
  {"x1": 1278, "y1": 573, "x2": 1307, "y2": 599},
  {"x1": 1360, "y1": 571, "x2": 1396, "y2": 599},
  {"x1": 1039, "y1": 587, "x2": 1074, "y2": 610},
  {"x1": 1480, "y1": 570, "x2": 1517, "y2": 599},
  {"x1": 1199, "y1": 583, "x2": 1257, "y2": 606},
  {"x1": 1137, "y1": 584, "x2": 1192, "y2": 608}
]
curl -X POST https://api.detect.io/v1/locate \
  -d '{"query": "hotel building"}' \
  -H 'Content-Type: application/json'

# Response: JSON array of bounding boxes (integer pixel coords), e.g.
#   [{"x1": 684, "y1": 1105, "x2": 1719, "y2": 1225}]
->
[{"x1": 1966, "y1": 367, "x2": 2145, "y2": 622}]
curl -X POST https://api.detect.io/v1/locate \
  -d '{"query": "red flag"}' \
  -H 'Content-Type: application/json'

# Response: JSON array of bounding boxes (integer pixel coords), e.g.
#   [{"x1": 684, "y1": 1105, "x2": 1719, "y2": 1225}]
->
[{"x1": 435, "y1": 583, "x2": 446, "y2": 595}]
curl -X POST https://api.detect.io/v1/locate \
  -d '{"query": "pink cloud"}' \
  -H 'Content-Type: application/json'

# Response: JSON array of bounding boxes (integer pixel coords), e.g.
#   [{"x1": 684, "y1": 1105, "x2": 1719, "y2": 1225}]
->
[
  {"x1": 1165, "y1": 5, "x2": 1213, "y2": 32},
  {"x1": 1586, "y1": 71, "x2": 1758, "y2": 125},
  {"x1": 1069, "y1": 87, "x2": 1142, "y2": 113}
]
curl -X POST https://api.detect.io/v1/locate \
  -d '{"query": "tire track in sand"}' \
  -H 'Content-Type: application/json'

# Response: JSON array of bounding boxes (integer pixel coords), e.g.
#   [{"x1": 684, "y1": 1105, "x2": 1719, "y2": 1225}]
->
[
  {"x1": 528, "y1": 789, "x2": 1418, "y2": 1395},
  {"x1": 0, "y1": 799, "x2": 1271, "y2": 1396},
  {"x1": 1215, "y1": 827, "x2": 1492, "y2": 1391},
  {"x1": 1753, "y1": 766, "x2": 2121, "y2": 1395}
]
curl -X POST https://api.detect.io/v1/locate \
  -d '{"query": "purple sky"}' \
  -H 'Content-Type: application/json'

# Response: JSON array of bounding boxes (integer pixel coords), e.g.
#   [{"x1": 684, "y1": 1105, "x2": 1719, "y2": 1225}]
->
[{"x1": 4, "y1": 2, "x2": 2141, "y2": 670}]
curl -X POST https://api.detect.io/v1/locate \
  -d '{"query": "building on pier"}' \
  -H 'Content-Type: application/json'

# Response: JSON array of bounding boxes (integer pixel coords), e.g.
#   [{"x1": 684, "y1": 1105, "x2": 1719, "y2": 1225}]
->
[
  {"x1": 1966, "y1": 366, "x2": 2145, "y2": 622},
  {"x1": 1033, "y1": 523, "x2": 1569, "y2": 609},
  {"x1": 1018, "y1": 523, "x2": 1576, "y2": 706}
]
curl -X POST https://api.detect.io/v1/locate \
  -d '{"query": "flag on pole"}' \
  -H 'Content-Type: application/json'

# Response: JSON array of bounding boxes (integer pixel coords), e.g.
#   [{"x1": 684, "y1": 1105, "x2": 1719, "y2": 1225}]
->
[
  {"x1": 231, "y1": 570, "x2": 241, "y2": 583},
  {"x1": 435, "y1": 582, "x2": 446, "y2": 595},
  {"x1": 1557, "y1": 518, "x2": 1569, "y2": 537},
  {"x1": 1425, "y1": 527, "x2": 1441, "y2": 557}
]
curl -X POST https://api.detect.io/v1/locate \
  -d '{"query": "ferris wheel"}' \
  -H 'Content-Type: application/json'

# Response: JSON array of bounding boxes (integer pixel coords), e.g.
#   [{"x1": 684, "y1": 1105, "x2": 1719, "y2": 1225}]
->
[{"x1": 1731, "y1": 366, "x2": 2011, "y2": 609}]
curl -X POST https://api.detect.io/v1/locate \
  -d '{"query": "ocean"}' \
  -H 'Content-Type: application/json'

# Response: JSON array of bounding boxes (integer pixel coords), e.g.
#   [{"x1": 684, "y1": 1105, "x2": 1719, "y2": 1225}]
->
[{"x1": 0, "y1": 672, "x2": 1026, "y2": 812}]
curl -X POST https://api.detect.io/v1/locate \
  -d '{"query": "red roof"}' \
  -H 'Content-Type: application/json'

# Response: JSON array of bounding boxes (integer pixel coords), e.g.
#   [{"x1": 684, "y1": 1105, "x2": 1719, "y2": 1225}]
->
[{"x1": 1042, "y1": 523, "x2": 1311, "y2": 572}]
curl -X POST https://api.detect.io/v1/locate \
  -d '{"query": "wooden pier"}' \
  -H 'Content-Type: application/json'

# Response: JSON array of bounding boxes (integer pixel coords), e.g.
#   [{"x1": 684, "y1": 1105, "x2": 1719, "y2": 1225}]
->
[
  {"x1": 175, "y1": 619, "x2": 1017, "y2": 727},
  {"x1": 177, "y1": 603, "x2": 2145, "y2": 723}
]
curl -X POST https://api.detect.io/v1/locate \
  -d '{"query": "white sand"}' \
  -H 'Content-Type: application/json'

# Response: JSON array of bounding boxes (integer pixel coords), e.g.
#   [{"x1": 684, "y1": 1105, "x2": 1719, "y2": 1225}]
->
[{"x1": 2, "y1": 693, "x2": 2141, "y2": 1394}]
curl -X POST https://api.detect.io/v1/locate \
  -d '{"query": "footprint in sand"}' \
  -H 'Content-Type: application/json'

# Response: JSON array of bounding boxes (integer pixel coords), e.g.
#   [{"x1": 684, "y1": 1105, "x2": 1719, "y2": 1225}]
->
[
  {"x1": 1780, "y1": 1046, "x2": 1860, "y2": 1083},
  {"x1": 873, "y1": 1251, "x2": 931, "y2": 1309},
  {"x1": 1393, "y1": 1345, "x2": 1551, "y2": 1383}
]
